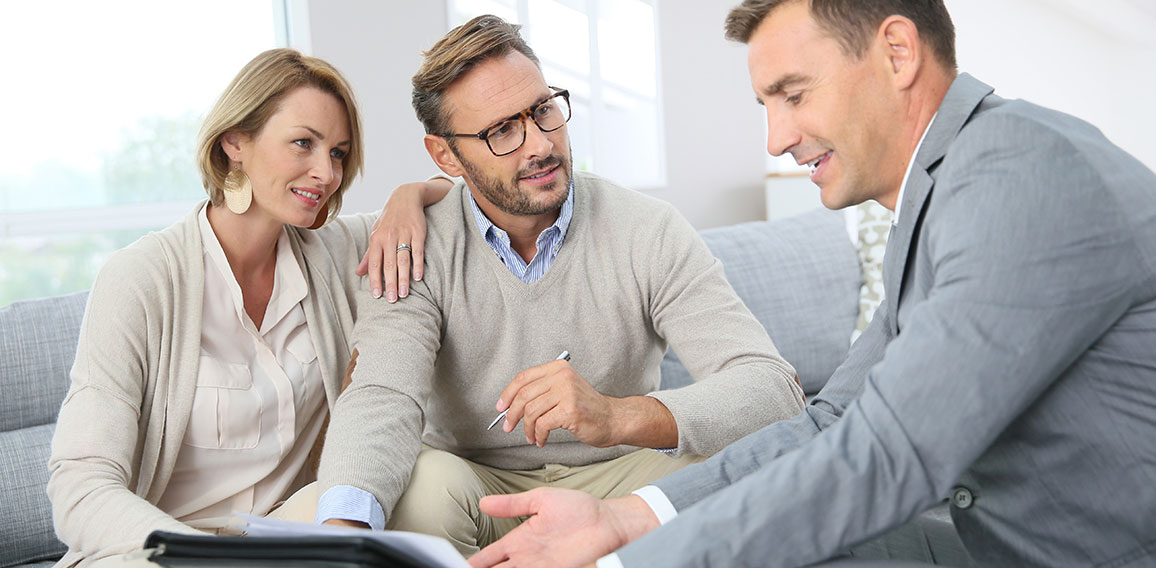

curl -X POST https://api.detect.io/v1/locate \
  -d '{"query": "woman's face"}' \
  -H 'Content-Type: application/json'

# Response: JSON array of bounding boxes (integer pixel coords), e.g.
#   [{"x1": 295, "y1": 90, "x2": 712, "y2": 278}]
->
[{"x1": 236, "y1": 86, "x2": 351, "y2": 228}]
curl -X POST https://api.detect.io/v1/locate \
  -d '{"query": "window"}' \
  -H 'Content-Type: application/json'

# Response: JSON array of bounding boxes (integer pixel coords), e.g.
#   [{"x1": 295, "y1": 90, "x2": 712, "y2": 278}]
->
[
  {"x1": 0, "y1": 1, "x2": 284, "y2": 306},
  {"x1": 448, "y1": 0, "x2": 665, "y2": 190}
]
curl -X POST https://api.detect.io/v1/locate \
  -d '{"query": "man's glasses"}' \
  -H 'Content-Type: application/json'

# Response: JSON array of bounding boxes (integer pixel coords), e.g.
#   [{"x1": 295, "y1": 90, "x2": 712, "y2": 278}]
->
[{"x1": 441, "y1": 87, "x2": 571, "y2": 157}]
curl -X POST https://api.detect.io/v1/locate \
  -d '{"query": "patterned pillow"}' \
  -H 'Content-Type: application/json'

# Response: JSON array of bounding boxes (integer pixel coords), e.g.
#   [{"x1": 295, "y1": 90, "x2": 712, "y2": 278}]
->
[{"x1": 845, "y1": 201, "x2": 892, "y2": 344}]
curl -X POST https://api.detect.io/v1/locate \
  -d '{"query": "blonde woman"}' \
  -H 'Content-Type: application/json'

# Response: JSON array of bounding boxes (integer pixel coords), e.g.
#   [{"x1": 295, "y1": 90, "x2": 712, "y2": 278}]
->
[{"x1": 47, "y1": 48, "x2": 446, "y2": 566}]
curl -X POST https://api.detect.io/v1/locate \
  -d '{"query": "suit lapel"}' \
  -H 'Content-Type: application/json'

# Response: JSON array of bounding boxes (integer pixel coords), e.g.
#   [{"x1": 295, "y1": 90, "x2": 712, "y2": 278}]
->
[
  {"x1": 883, "y1": 74, "x2": 995, "y2": 334},
  {"x1": 883, "y1": 172, "x2": 931, "y2": 334}
]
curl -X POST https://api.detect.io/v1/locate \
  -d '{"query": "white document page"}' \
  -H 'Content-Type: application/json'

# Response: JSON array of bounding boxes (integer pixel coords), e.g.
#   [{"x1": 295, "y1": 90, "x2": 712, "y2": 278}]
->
[{"x1": 239, "y1": 514, "x2": 470, "y2": 568}]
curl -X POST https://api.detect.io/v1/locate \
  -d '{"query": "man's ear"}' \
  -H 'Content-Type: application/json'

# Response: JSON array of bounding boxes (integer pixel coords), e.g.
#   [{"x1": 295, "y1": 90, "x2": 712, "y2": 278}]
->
[
  {"x1": 424, "y1": 135, "x2": 465, "y2": 178},
  {"x1": 219, "y1": 131, "x2": 247, "y2": 163},
  {"x1": 879, "y1": 15, "x2": 921, "y2": 90}
]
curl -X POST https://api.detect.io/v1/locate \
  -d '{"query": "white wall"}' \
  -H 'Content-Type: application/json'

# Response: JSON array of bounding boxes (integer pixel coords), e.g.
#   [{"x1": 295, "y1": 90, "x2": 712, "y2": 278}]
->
[
  {"x1": 652, "y1": 1, "x2": 768, "y2": 229},
  {"x1": 308, "y1": 0, "x2": 767, "y2": 229},
  {"x1": 950, "y1": 0, "x2": 1156, "y2": 170},
  {"x1": 304, "y1": 1, "x2": 450, "y2": 216},
  {"x1": 310, "y1": 0, "x2": 1156, "y2": 227}
]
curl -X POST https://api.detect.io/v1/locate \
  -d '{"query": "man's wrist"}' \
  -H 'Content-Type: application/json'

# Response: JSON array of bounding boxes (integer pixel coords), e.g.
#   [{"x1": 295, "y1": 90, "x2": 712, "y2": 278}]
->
[
  {"x1": 611, "y1": 395, "x2": 678, "y2": 449},
  {"x1": 591, "y1": 495, "x2": 663, "y2": 568},
  {"x1": 604, "y1": 494, "x2": 662, "y2": 546}
]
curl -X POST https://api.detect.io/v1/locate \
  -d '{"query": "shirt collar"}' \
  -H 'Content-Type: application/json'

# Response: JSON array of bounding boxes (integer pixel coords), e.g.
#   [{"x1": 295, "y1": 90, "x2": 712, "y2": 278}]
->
[
  {"x1": 198, "y1": 205, "x2": 308, "y2": 334},
  {"x1": 468, "y1": 177, "x2": 575, "y2": 248},
  {"x1": 893, "y1": 113, "x2": 937, "y2": 226}
]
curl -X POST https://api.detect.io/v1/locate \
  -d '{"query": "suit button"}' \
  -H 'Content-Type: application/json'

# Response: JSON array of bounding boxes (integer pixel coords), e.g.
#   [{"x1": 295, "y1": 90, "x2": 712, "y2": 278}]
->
[{"x1": 951, "y1": 487, "x2": 974, "y2": 509}]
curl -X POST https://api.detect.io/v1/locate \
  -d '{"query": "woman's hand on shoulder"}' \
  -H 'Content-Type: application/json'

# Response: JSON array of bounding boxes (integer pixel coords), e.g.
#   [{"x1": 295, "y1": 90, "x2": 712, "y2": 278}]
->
[{"x1": 357, "y1": 176, "x2": 453, "y2": 302}]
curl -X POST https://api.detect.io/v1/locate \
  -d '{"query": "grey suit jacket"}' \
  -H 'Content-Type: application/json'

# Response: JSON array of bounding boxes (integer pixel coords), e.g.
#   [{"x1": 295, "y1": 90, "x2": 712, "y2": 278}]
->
[{"x1": 619, "y1": 74, "x2": 1156, "y2": 567}]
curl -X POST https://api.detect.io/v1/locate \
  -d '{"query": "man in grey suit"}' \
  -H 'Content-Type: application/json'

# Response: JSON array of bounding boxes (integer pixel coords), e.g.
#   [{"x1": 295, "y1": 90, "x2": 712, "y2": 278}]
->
[{"x1": 468, "y1": 0, "x2": 1156, "y2": 566}]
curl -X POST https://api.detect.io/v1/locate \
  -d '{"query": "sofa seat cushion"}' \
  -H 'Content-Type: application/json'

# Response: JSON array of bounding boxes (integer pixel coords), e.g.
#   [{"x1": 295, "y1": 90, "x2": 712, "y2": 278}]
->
[
  {"x1": 0, "y1": 423, "x2": 66, "y2": 567},
  {"x1": 661, "y1": 208, "x2": 861, "y2": 395}
]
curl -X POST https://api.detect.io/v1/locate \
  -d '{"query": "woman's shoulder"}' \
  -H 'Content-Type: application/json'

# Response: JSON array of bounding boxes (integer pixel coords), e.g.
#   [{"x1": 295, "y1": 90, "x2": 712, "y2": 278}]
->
[{"x1": 91, "y1": 211, "x2": 202, "y2": 305}]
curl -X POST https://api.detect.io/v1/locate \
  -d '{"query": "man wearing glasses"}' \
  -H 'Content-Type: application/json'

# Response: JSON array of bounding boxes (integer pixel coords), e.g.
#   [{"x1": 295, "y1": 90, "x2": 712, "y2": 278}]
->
[{"x1": 314, "y1": 14, "x2": 806, "y2": 556}]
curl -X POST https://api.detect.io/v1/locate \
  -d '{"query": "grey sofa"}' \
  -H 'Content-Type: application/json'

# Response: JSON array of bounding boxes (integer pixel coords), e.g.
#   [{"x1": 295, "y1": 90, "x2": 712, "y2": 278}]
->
[
  {"x1": 0, "y1": 207, "x2": 971, "y2": 567},
  {"x1": 1, "y1": 290, "x2": 86, "y2": 567}
]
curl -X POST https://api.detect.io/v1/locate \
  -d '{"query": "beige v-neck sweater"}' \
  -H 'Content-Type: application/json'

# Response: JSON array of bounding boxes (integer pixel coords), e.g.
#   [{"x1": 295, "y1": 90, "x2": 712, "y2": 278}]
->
[
  {"x1": 48, "y1": 202, "x2": 373, "y2": 566},
  {"x1": 320, "y1": 172, "x2": 804, "y2": 519}
]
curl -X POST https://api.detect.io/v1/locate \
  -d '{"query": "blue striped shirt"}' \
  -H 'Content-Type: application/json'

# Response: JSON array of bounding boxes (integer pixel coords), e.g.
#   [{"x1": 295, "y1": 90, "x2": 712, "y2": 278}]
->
[{"x1": 468, "y1": 180, "x2": 574, "y2": 283}]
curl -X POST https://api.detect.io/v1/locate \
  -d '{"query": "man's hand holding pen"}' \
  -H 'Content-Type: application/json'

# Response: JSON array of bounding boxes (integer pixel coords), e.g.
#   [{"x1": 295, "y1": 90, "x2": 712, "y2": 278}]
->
[
  {"x1": 494, "y1": 356, "x2": 622, "y2": 448},
  {"x1": 489, "y1": 351, "x2": 680, "y2": 450}
]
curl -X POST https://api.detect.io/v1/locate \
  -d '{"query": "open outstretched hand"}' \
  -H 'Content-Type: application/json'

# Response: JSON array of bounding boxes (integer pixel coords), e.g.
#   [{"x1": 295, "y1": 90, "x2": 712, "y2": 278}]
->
[{"x1": 468, "y1": 488, "x2": 658, "y2": 568}]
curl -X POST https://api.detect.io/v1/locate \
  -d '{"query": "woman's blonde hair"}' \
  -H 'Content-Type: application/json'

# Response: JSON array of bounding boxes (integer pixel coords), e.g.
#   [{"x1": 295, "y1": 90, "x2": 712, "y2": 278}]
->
[{"x1": 196, "y1": 48, "x2": 363, "y2": 221}]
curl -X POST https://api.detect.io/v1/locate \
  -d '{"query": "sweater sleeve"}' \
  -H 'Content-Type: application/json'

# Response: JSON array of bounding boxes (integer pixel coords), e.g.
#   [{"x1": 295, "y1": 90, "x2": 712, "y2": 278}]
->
[
  {"x1": 47, "y1": 245, "x2": 202, "y2": 562},
  {"x1": 316, "y1": 256, "x2": 444, "y2": 521},
  {"x1": 645, "y1": 206, "x2": 805, "y2": 457}
]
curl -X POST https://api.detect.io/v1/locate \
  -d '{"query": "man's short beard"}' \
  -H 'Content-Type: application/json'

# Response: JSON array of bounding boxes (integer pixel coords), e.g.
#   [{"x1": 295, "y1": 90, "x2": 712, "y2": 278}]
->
[{"x1": 452, "y1": 142, "x2": 573, "y2": 217}]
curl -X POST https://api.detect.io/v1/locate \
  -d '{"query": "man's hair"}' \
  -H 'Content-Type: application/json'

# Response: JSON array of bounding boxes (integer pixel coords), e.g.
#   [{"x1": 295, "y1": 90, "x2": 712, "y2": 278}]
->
[
  {"x1": 196, "y1": 48, "x2": 363, "y2": 220},
  {"x1": 412, "y1": 14, "x2": 541, "y2": 137},
  {"x1": 725, "y1": 0, "x2": 957, "y2": 70}
]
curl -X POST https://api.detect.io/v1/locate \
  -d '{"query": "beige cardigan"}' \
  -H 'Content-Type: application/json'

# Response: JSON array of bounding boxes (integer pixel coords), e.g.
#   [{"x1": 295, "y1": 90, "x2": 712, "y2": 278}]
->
[{"x1": 48, "y1": 202, "x2": 373, "y2": 566}]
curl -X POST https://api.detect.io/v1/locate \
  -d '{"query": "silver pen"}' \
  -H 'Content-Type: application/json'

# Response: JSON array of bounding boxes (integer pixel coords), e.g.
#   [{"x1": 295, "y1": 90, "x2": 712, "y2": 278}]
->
[{"x1": 487, "y1": 350, "x2": 571, "y2": 431}]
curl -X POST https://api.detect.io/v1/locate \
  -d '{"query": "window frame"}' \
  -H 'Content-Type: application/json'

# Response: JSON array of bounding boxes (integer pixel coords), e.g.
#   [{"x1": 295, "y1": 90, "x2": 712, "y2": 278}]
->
[
  {"x1": 447, "y1": 0, "x2": 667, "y2": 190},
  {"x1": 0, "y1": 1, "x2": 291, "y2": 306}
]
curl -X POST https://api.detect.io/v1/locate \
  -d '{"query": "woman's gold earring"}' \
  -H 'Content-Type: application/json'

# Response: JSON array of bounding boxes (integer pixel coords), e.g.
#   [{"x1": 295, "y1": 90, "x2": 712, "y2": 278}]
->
[{"x1": 223, "y1": 164, "x2": 252, "y2": 215}]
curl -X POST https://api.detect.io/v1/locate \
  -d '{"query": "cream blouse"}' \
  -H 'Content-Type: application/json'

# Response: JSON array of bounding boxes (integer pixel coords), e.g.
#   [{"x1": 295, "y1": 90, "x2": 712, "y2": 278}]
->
[{"x1": 155, "y1": 207, "x2": 327, "y2": 531}]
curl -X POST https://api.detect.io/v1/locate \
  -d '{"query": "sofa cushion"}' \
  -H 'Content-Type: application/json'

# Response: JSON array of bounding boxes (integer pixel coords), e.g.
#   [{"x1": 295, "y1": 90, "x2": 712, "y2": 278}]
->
[
  {"x1": 0, "y1": 291, "x2": 87, "y2": 432},
  {"x1": 660, "y1": 208, "x2": 860, "y2": 395},
  {"x1": 0, "y1": 423, "x2": 66, "y2": 567},
  {"x1": 0, "y1": 292, "x2": 85, "y2": 566}
]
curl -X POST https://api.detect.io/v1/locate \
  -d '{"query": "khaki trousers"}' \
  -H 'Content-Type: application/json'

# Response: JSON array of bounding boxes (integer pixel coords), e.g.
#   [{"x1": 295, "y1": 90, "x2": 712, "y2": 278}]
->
[{"x1": 388, "y1": 447, "x2": 702, "y2": 557}]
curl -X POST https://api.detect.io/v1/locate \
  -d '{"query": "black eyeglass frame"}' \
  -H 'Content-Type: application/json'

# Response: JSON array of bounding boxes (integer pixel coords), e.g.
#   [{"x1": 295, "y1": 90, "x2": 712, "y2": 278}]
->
[{"x1": 439, "y1": 87, "x2": 571, "y2": 157}]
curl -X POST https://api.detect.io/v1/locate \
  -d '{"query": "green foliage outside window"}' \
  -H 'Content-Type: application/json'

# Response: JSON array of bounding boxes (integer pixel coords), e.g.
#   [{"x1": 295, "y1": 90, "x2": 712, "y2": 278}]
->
[{"x1": 1, "y1": 112, "x2": 202, "y2": 307}]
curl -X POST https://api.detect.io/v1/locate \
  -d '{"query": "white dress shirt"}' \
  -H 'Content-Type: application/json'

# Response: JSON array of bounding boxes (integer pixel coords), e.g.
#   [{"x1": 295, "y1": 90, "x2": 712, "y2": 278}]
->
[{"x1": 155, "y1": 207, "x2": 328, "y2": 532}]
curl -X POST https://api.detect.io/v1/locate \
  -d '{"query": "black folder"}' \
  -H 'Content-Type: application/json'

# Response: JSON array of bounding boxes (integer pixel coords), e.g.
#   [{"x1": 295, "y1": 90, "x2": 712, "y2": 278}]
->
[{"x1": 143, "y1": 531, "x2": 431, "y2": 567}]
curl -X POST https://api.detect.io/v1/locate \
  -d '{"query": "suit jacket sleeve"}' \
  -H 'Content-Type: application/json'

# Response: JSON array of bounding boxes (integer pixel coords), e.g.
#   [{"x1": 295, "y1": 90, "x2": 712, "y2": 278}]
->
[
  {"x1": 651, "y1": 297, "x2": 890, "y2": 509},
  {"x1": 619, "y1": 114, "x2": 1148, "y2": 566}
]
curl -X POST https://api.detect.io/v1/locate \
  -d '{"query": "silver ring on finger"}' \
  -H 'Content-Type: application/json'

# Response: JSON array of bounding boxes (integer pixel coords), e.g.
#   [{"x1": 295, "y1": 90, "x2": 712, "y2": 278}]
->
[{"x1": 396, "y1": 243, "x2": 412, "y2": 254}]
